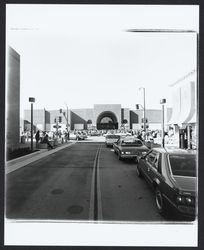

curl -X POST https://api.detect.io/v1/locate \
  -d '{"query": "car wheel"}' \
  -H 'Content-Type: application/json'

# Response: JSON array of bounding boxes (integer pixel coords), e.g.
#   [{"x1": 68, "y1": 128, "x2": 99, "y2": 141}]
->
[
  {"x1": 136, "y1": 165, "x2": 143, "y2": 178},
  {"x1": 155, "y1": 188, "x2": 166, "y2": 214}
]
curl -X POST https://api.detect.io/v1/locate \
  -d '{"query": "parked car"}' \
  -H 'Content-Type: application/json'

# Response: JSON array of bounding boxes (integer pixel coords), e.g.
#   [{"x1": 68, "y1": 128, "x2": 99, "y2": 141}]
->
[
  {"x1": 113, "y1": 136, "x2": 149, "y2": 161},
  {"x1": 136, "y1": 148, "x2": 197, "y2": 219},
  {"x1": 77, "y1": 131, "x2": 86, "y2": 140},
  {"x1": 90, "y1": 130, "x2": 100, "y2": 136},
  {"x1": 105, "y1": 134, "x2": 121, "y2": 147},
  {"x1": 81, "y1": 131, "x2": 88, "y2": 139},
  {"x1": 69, "y1": 131, "x2": 85, "y2": 140}
]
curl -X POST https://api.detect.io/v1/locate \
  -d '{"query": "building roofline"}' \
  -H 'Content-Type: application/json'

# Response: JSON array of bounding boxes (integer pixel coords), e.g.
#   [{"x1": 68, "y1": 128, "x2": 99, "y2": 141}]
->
[{"x1": 169, "y1": 69, "x2": 196, "y2": 87}]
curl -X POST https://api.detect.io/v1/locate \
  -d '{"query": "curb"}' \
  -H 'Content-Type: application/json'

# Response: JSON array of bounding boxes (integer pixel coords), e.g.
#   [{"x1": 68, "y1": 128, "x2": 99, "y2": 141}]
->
[{"x1": 5, "y1": 142, "x2": 76, "y2": 174}]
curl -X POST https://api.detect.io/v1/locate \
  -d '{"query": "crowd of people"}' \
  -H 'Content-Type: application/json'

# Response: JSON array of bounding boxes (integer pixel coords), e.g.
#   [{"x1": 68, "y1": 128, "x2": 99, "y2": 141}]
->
[
  {"x1": 21, "y1": 128, "x2": 168, "y2": 149},
  {"x1": 21, "y1": 129, "x2": 70, "y2": 149}
]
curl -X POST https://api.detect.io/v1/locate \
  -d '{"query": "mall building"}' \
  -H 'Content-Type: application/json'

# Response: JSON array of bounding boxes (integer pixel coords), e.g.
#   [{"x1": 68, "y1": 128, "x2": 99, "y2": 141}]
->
[{"x1": 24, "y1": 104, "x2": 172, "y2": 133}]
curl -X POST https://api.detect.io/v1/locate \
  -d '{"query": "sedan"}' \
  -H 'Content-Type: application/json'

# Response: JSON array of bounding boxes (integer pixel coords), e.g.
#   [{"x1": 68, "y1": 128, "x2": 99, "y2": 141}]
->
[
  {"x1": 105, "y1": 134, "x2": 121, "y2": 147},
  {"x1": 69, "y1": 132, "x2": 85, "y2": 140},
  {"x1": 113, "y1": 136, "x2": 149, "y2": 161},
  {"x1": 136, "y1": 148, "x2": 197, "y2": 220}
]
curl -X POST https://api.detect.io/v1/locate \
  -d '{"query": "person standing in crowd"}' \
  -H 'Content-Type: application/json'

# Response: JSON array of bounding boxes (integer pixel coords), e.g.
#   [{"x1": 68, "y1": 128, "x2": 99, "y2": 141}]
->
[
  {"x1": 42, "y1": 134, "x2": 54, "y2": 149},
  {"x1": 35, "y1": 130, "x2": 40, "y2": 146},
  {"x1": 137, "y1": 133, "x2": 143, "y2": 141},
  {"x1": 24, "y1": 130, "x2": 29, "y2": 142}
]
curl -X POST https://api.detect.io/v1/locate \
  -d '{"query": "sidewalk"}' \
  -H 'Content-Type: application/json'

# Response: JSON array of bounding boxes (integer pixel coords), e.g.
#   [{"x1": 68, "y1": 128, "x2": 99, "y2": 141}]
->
[{"x1": 5, "y1": 141, "x2": 76, "y2": 174}]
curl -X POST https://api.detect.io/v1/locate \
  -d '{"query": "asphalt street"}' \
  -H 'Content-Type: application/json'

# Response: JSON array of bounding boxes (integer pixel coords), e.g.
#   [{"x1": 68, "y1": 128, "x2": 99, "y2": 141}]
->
[{"x1": 6, "y1": 140, "x2": 165, "y2": 222}]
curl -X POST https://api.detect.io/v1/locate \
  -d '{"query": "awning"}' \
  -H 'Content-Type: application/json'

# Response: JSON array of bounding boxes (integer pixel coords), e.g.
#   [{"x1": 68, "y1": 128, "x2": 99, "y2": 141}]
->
[
  {"x1": 168, "y1": 81, "x2": 196, "y2": 125},
  {"x1": 168, "y1": 88, "x2": 181, "y2": 125},
  {"x1": 187, "y1": 112, "x2": 197, "y2": 124}
]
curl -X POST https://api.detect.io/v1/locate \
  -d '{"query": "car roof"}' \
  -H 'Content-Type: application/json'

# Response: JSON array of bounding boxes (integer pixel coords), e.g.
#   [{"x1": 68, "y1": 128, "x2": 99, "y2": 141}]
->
[{"x1": 151, "y1": 147, "x2": 196, "y2": 155}]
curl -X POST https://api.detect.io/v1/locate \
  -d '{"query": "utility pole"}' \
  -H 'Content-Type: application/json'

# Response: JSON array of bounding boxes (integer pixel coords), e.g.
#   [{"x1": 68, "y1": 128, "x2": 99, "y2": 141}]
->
[
  {"x1": 29, "y1": 97, "x2": 35, "y2": 152},
  {"x1": 139, "y1": 87, "x2": 146, "y2": 140}
]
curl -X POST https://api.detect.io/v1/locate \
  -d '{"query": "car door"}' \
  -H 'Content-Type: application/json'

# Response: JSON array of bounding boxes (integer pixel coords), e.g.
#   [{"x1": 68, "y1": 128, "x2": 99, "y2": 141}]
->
[
  {"x1": 113, "y1": 139, "x2": 120, "y2": 152},
  {"x1": 147, "y1": 152, "x2": 164, "y2": 187},
  {"x1": 141, "y1": 151, "x2": 158, "y2": 184}
]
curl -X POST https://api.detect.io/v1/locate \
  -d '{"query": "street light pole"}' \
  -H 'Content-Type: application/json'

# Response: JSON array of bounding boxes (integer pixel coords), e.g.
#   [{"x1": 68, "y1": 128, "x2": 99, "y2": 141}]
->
[
  {"x1": 29, "y1": 97, "x2": 35, "y2": 152},
  {"x1": 66, "y1": 105, "x2": 69, "y2": 131},
  {"x1": 139, "y1": 87, "x2": 146, "y2": 140},
  {"x1": 160, "y1": 98, "x2": 166, "y2": 148}
]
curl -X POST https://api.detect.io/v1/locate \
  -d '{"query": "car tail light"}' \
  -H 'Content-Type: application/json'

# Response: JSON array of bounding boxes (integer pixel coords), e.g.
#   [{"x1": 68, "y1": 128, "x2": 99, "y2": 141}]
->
[{"x1": 176, "y1": 195, "x2": 195, "y2": 205}]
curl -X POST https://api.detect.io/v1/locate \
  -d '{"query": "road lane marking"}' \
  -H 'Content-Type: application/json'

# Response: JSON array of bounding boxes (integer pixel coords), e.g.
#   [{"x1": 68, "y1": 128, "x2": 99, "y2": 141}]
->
[
  {"x1": 89, "y1": 145, "x2": 103, "y2": 221},
  {"x1": 96, "y1": 146, "x2": 103, "y2": 221},
  {"x1": 89, "y1": 147, "x2": 99, "y2": 220}
]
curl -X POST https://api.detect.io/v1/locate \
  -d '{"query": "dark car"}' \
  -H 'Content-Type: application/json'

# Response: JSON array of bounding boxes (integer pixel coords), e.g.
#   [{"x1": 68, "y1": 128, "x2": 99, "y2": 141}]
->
[
  {"x1": 136, "y1": 148, "x2": 197, "y2": 219},
  {"x1": 113, "y1": 136, "x2": 149, "y2": 161}
]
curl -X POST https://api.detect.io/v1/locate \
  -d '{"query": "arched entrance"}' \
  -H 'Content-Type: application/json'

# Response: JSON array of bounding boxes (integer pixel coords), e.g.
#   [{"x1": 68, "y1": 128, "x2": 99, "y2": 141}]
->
[{"x1": 96, "y1": 111, "x2": 118, "y2": 130}]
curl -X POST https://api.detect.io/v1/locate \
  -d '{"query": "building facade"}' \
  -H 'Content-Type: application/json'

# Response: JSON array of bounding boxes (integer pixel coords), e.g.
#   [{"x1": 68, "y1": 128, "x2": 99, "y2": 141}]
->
[
  {"x1": 167, "y1": 69, "x2": 197, "y2": 149},
  {"x1": 24, "y1": 104, "x2": 172, "y2": 133},
  {"x1": 6, "y1": 47, "x2": 20, "y2": 150}
]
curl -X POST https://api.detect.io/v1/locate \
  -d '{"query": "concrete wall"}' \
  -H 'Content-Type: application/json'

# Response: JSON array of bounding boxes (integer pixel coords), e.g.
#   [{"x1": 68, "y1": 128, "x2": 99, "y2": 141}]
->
[
  {"x1": 70, "y1": 109, "x2": 94, "y2": 130},
  {"x1": 24, "y1": 109, "x2": 46, "y2": 132},
  {"x1": 130, "y1": 109, "x2": 172, "y2": 130},
  {"x1": 6, "y1": 47, "x2": 20, "y2": 149},
  {"x1": 122, "y1": 108, "x2": 130, "y2": 122}
]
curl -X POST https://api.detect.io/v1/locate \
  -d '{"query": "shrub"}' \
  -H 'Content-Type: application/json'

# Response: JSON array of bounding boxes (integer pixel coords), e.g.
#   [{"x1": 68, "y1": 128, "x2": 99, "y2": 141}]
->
[{"x1": 6, "y1": 147, "x2": 37, "y2": 161}]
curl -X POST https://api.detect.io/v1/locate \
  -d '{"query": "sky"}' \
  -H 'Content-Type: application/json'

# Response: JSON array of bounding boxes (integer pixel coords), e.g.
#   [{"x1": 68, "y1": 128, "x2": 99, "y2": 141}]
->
[{"x1": 6, "y1": 4, "x2": 199, "y2": 118}]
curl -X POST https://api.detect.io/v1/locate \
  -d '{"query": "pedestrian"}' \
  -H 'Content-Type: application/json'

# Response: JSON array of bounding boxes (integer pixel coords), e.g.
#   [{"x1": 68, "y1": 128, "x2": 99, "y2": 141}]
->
[
  {"x1": 42, "y1": 134, "x2": 54, "y2": 149},
  {"x1": 137, "y1": 133, "x2": 143, "y2": 141},
  {"x1": 25, "y1": 130, "x2": 29, "y2": 142},
  {"x1": 35, "y1": 130, "x2": 40, "y2": 145},
  {"x1": 64, "y1": 130, "x2": 69, "y2": 142}
]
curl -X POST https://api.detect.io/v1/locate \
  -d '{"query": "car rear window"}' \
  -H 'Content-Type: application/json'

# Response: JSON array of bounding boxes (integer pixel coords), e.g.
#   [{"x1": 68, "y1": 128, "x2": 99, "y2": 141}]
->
[
  {"x1": 169, "y1": 154, "x2": 196, "y2": 177},
  {"x1": 106, "y1": 135, "x2": 120, "y2": 139},
  {"x1": 121, "y1": 139, "x2": 143, "y2": 146}
]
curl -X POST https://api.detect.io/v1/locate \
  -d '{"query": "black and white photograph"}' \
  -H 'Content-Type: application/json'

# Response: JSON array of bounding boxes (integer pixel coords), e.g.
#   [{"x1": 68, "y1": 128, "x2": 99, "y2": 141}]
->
[{"x1": 4, "y1": 3, "x2": 199, "y2": 246}]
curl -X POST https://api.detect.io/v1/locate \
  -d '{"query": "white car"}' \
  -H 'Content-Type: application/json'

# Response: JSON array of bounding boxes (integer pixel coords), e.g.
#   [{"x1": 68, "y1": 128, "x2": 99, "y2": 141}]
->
[
  {"x1": 69, "y1": 132, "x2": 85, "y2": 140},
  {"x1": 105, "y1": 134, "x2": 121, "y2": 147}
]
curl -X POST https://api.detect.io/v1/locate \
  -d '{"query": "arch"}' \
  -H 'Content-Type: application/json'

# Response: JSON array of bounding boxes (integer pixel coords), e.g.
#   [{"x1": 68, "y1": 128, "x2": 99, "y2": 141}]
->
[{"x1": 96, "y1": 111, "x2": 118, "y2": 130}]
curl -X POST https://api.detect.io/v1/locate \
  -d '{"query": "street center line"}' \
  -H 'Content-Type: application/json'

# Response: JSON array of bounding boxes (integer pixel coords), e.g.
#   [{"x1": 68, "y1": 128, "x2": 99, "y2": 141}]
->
[
  {"x1": 89, "y1": 146, "x2": 100, "y2": 220},
  {"x1": 96, "y1": 145, "x2": 103, "y2": 221}
]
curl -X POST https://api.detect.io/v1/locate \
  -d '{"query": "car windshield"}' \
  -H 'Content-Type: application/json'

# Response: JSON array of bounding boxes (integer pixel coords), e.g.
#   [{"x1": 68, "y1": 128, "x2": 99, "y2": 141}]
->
[
  {"x1": 106, "y1": 135, "x2": 120, "y2": 139},
  {"x1": 121, "y1": 139, "x2": 143, "y2": 146},
  {"x1": 169, "y1": 154, "x2": 196, "y2": 177}
]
